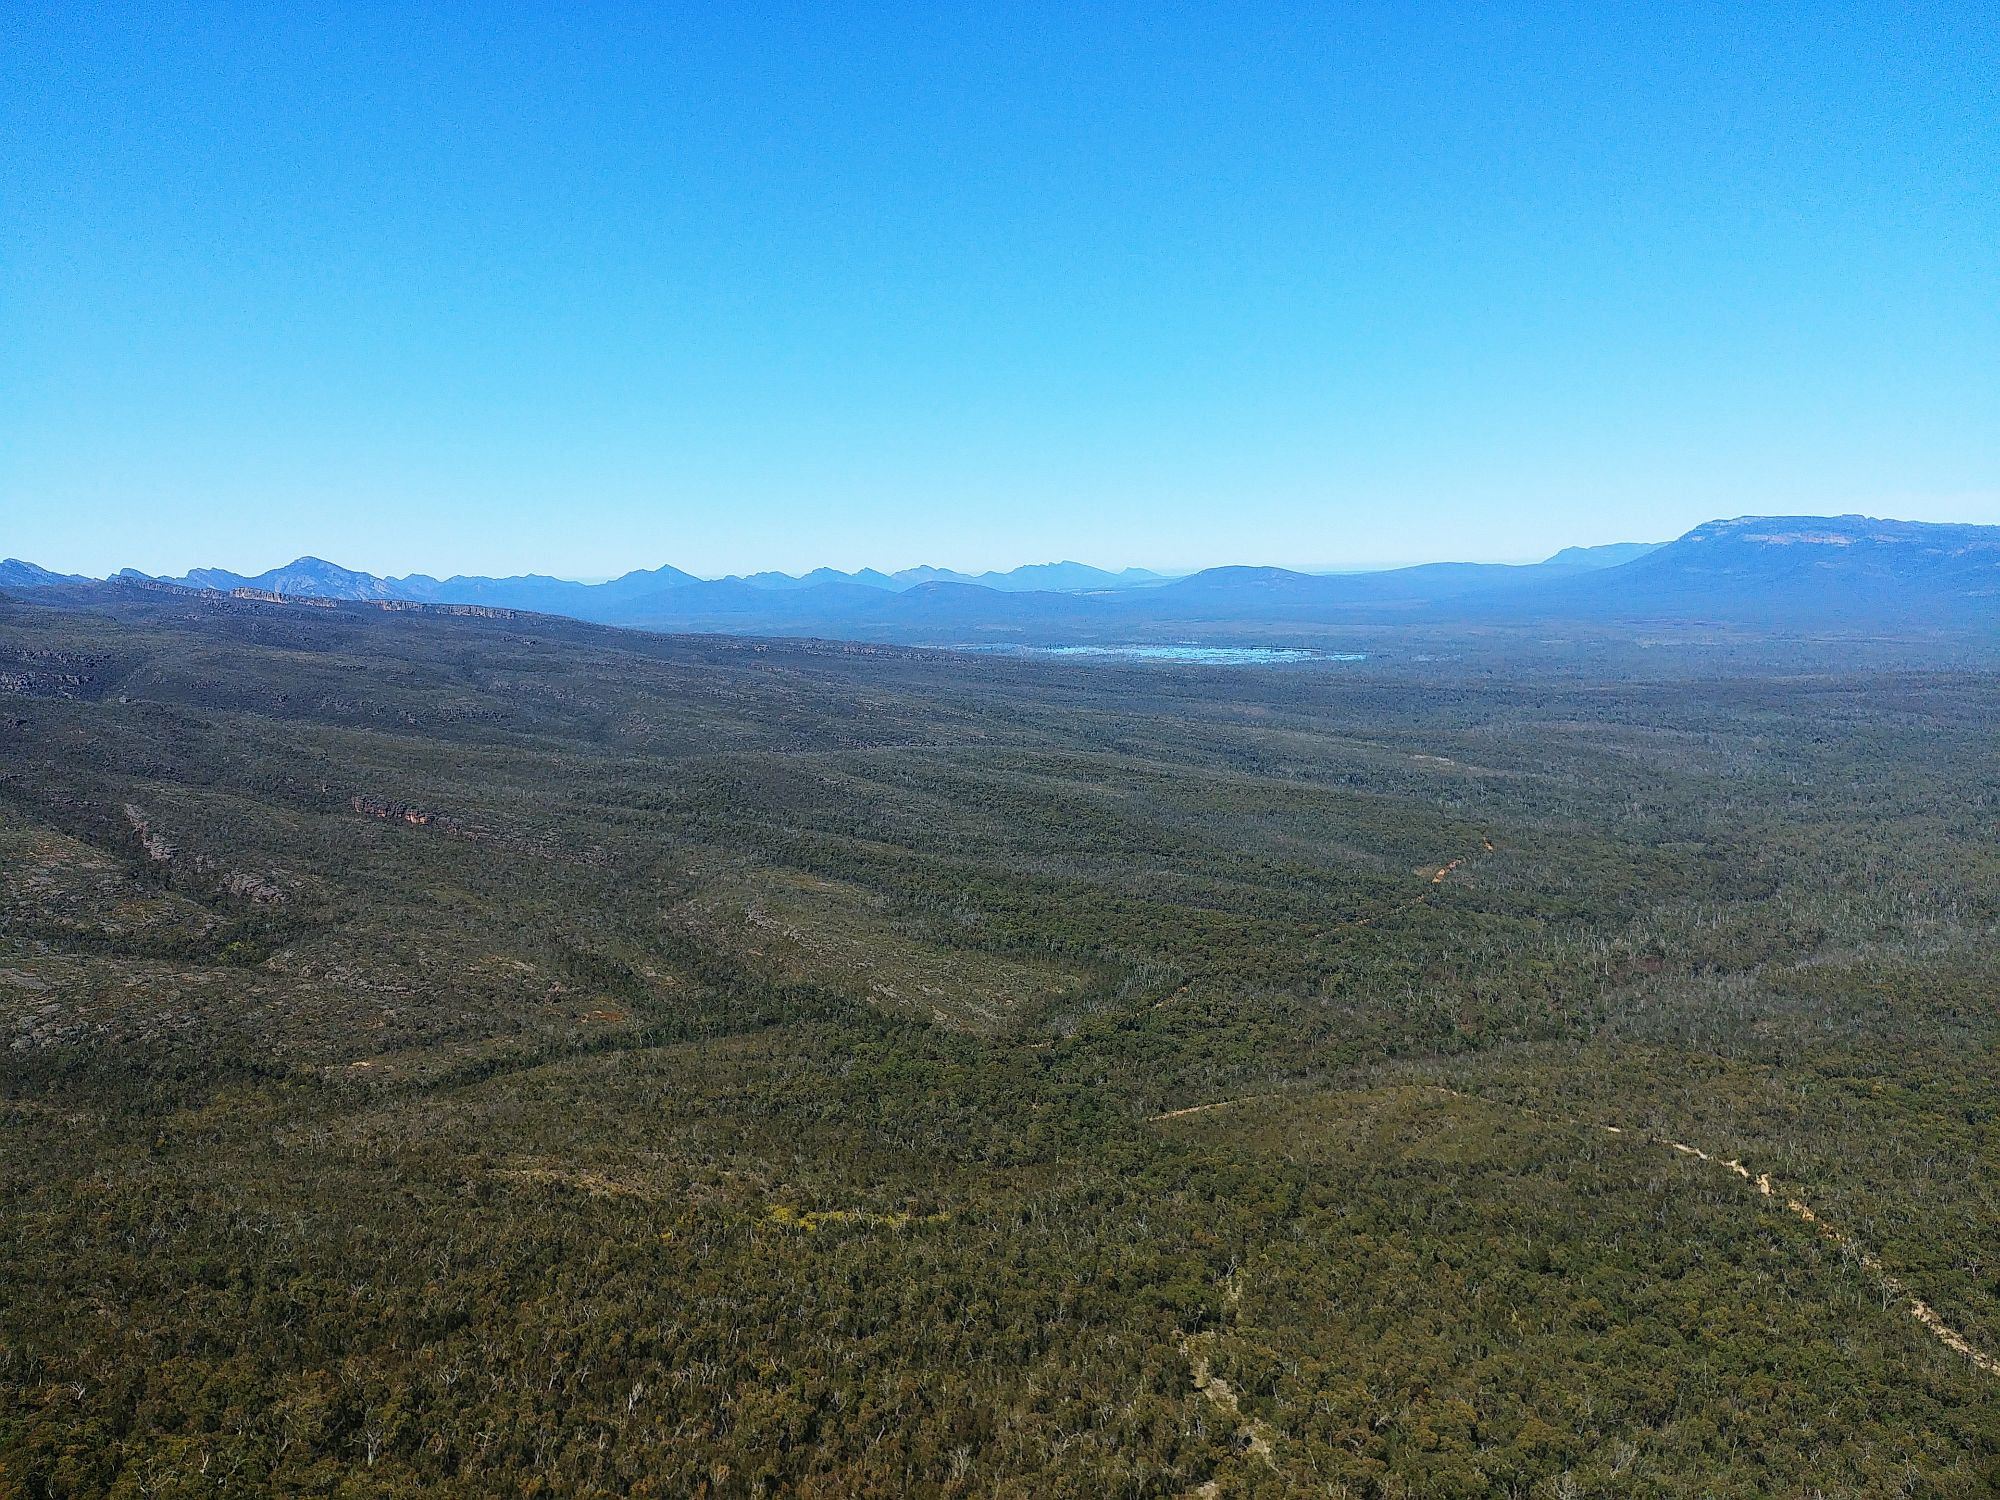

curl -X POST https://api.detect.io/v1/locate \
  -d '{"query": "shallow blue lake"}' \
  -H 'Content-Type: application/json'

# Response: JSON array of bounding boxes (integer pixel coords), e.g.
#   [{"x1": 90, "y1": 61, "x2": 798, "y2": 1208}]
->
[{"x1": 959, "y1": 644, "x2": 1366, "y2": 665}]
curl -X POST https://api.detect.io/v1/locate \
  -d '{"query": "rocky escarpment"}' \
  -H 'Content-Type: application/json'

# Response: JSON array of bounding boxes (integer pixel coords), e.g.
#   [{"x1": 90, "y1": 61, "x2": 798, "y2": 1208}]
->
[
  {"x1": 350, "y1": 795, "x2": 465, "y2": 832},
  {"x1": 362, "y1": 600, "x2": 523, "y2": 618},
  {"x1": 229, "y1": 587, "x2": 338, "y2": 608},
  {"x1": 123, "y1": 804, "x2": 287, "y2": 903},
  {"x1": 350, "y1": 795, "x2": 608, "y2": 865},
  {"x1": 0, "y1": 647, "x2": 117, "y2": 699},
  {"x1": 222, "y1": 588, "x2": 524, "y2": 620}
]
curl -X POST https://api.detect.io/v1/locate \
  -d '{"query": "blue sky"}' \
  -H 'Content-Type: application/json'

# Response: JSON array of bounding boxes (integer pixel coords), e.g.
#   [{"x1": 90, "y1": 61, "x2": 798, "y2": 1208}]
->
[{"x1": 4, "y1": 2, "x2": 1996, "y2": 579}]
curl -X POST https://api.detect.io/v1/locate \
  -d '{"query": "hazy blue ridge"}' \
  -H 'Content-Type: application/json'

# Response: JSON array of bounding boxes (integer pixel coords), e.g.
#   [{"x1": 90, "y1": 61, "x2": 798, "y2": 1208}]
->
[
  {"x1": 14, "y1": 517, "x2": 1998, "y2": 640},
  {"x1": 0, "y1": 559, "x2": 90, "y2": 588}
]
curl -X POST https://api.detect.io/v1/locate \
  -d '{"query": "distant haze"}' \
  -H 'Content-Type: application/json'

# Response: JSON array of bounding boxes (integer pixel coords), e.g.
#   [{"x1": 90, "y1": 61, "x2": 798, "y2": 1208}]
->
[{"x1": 10, "y1": 516, "x2": 1996, "y2": 644}]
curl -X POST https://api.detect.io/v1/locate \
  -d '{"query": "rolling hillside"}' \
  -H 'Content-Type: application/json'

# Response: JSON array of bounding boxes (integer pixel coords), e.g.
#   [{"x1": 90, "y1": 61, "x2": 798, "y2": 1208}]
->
[{"x1": 3, "y1": 584, "x2": 1998, "y2": 1493}]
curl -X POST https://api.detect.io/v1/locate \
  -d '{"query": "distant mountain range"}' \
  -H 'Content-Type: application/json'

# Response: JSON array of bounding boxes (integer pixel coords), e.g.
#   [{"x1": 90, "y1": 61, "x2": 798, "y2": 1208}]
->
[
  {"x1": 733, "y1": 561, "x2": 1165, "y2": 592},
  {"x1": 5, "y1": 542, "x2": 1641, "y2": 613},
  {"x1": 110, "y1": 557, "x2": 1169, "y2": 607},
  {"x1": 7, "y1": 516, "x2": 1997, "y2": 641}
]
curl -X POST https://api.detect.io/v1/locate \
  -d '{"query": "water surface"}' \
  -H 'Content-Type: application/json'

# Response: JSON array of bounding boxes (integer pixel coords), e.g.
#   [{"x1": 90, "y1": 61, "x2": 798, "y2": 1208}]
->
[{"x1": 960, "y1": 644, "x2": 1366, "y2": 665}]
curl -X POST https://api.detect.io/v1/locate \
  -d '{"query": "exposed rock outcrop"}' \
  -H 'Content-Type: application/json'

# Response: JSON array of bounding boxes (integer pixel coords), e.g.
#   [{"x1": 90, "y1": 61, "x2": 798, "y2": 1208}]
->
[{"x1": 123, "y1": 804, "x2": 287, "y2": 903}]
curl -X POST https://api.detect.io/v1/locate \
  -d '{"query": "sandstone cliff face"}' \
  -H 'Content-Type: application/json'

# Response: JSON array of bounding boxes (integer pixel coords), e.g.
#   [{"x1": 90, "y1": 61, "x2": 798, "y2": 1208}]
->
[
  {"x1": 217, "y1": 588, "x2": 522, "y2": 621},
  {"x1": 229, "y1": 588, "x2": 338, "y2": 608},
  {"x1": 124, "y1": 805, "x2": 177, "y2": 862},
  {"x1": 349, "y1": 794, "x2": 607, "y2": 865},
  {"x1": 350, "y1": 795, "x2": 460, "y2": 830},
  {"x1": 122, "y1": 804, "x2": 286, "y2": 904},
  {"x1": 220, "y1": 870, "x2": 286, "y2": 902},
  {"x1": 364, "y1": 600, "x2": 521, "y2": 618}
]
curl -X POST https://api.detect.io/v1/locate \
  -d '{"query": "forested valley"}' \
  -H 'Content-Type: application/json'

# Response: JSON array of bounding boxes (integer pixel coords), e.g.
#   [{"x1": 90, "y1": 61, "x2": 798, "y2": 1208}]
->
[{"x1": 3, "y1": 585, "x2": 1997, "y2": 1497}]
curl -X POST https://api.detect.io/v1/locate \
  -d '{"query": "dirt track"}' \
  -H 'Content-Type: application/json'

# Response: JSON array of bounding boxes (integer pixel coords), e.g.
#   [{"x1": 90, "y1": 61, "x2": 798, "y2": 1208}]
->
[
  {"x1": 1148, "y1": 1083, "x2": 2000, "y2": 1380},
  {"x1": 1426, "y1": 1085, "x2": 2000, "y2": 1378}
]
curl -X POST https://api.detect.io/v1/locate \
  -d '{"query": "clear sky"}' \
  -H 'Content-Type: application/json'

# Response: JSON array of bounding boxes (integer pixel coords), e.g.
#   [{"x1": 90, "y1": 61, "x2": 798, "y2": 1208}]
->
[{"x1": 4, "y1": 3, "x2": 1996, "y2": 579}]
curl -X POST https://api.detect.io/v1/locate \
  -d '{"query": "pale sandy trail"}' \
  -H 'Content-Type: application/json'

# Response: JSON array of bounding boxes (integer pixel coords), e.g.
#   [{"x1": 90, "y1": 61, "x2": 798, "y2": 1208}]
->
[
  {"x1": 1156, "y1": 837, "x2": 1997, "y2": 1412},
  {"x1": 1149, "y1": 1093, "x2": 1282, "y2": 1122},
  {"x1": 1147, "y1": 1083, "x2": 1999, "y2": 1379},
  {"x1": 1421, "y1": 1086, "x2": 2000, "y2": 1378},
  {"x1": 1343, "y1": 842, "x2": 1485, "y2": 929},
  {"x1": 1182, "y1": 1332, "x2": 1278, "y2": 1471}
]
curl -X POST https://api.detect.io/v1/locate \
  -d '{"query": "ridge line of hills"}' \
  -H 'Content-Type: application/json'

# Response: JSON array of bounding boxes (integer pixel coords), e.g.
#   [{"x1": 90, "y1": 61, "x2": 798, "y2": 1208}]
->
[
  {"x1": 5, "y1": 556, "x2": 1183, "y2": 601},
  {"x1": 5, "y1": 514, "x2": 1997, "y2": 641}
]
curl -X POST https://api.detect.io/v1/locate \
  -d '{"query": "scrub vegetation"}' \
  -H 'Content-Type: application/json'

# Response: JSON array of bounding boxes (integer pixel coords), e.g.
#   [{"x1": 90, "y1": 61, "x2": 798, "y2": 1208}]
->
[{"x1": 3, "y1": 586, "x2": 1997, "y2": 1496}]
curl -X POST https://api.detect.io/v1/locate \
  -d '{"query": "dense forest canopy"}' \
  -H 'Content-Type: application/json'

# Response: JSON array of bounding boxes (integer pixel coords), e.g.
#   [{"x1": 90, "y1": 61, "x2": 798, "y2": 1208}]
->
[{"x1": 2, "y1": 585, "x2": 1997, "y2": 1496}]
